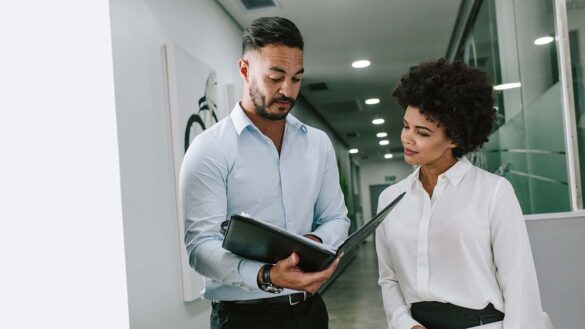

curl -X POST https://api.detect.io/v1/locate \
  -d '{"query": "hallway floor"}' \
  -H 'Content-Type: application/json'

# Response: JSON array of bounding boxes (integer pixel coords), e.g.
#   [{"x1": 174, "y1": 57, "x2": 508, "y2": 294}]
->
[{"x1": 322, "y1": 241, "x2": 388, "y2": 329}]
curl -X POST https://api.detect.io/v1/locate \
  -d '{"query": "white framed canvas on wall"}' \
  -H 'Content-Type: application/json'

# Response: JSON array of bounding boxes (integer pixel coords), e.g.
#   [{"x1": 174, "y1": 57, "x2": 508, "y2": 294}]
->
[{"x1": 163, "y1": 42, "x2": 235, "y2": 302}]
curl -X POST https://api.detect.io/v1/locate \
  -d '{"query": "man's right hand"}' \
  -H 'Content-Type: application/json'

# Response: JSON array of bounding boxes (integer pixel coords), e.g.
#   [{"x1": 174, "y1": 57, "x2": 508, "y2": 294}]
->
[{"x1": 269, "y1": 252, "x2": 341, "y2": 293}]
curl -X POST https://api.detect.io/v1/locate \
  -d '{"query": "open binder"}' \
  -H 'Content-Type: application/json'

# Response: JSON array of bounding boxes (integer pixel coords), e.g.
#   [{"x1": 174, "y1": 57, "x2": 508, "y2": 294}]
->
[{"x1": 221, "y1": 192, "x2": 406, "y2": 272}]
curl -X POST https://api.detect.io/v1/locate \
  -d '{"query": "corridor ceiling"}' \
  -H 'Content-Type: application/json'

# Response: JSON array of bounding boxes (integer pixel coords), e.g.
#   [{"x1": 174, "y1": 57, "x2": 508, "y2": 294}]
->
[{"x1": 217, "y1": 0, "x2": 462, "y2": 161}]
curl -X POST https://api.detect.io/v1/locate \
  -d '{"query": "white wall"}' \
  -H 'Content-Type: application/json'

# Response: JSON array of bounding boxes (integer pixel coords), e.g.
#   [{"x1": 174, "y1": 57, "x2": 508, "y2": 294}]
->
[
  {"x1": 108, "y1": 0, "x2": 243, "y2": 328},
  {"x1": 526, "y1": 215, "x2": 585, "y2": 329},
  {"x1": 0, "y1": 1, "x2": 129, "y2": 328},
  {"x1": 358, "y1": 158, "x2": 414, "y2": 221}
]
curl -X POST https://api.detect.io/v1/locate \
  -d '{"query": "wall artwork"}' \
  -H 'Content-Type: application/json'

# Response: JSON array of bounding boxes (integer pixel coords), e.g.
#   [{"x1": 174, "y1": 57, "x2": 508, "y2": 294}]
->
[{"x1": 163, "y1": 43, "x2": 235, "y2": 302}]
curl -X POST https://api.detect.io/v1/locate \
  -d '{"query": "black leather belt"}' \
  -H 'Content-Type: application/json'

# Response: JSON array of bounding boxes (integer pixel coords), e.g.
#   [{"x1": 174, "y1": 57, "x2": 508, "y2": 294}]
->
[
  {"x1": 214, "y1": 292, "x2": 313, "y2": 306},
  {"x1": 411, "y1": 302, "x2": 504, "y2": 329}
]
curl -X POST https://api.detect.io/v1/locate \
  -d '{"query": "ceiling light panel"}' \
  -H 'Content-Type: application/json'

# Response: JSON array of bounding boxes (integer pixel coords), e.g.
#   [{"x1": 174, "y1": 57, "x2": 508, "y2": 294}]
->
[
  {"x1": 352, "y1": 60, "x2": 371, "y2": 68},
  {"x1": 494, "y1": 82, "x2": 521, "y2": 91},
  {"x1": 365, "y1": 98, "x2": 380, "y2": 105},
  {"x1": 534, "y1": 36, "x2": 554, "y2": 45}
]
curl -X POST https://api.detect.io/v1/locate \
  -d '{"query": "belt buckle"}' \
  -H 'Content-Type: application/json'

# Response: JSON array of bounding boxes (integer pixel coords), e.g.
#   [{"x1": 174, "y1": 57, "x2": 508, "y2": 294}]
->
[{"x1": 288, "y1": 292, "x2": 307, "y2": 306}]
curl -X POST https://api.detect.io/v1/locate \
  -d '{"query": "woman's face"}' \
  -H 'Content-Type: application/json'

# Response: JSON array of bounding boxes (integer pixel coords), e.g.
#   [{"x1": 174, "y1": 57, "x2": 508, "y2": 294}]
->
[{"x1": 401, "y1": 105, "x2": 457, "y2": 166}]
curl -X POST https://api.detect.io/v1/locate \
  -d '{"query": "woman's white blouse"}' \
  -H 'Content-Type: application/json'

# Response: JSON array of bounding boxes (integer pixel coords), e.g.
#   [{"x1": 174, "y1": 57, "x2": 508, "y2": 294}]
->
[{"x1": 375, "y1": 157, "x2": 544, "y2": 329}]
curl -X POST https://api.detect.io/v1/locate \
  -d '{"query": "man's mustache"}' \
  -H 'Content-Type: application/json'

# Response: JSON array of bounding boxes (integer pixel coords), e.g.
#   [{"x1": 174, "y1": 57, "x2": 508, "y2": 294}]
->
[{"x1": 269, "y1": 97, "x2": 295, "y2": 105}]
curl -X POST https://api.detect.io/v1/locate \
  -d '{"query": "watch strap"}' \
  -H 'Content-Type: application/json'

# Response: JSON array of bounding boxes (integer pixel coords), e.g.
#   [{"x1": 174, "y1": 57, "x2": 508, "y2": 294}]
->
[
  {"x1": 259, "y1": 264, "x2": 283, "y2": 294},
  {"x1": 262, "y1": 264, "x2": 273, "y2": 285}
]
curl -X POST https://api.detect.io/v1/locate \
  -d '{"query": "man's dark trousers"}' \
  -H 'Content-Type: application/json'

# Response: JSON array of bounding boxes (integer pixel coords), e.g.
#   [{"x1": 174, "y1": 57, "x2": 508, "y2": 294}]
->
[{"x1": 210, "y1": 293, "x2": 328, "y2": 329}]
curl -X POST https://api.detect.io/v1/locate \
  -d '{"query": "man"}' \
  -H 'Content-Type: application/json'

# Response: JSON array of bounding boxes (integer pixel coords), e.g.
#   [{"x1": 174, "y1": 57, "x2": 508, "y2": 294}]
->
[{"x1": 180, "y1": 16, "x2": 350, "y2": 329}]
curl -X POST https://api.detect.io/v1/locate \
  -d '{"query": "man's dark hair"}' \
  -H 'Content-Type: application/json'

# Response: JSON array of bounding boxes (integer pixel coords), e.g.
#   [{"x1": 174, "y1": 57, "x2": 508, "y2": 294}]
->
[
  {"x1": 392, "y1": 59, "x2": 496, "y2": 157},
  {"x1": 242, "y1": 17, "x2": 304, "y2": 55}
]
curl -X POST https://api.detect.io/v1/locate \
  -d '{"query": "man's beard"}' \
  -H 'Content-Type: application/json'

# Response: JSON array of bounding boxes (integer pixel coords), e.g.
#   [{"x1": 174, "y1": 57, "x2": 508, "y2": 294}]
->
[{"x1": 249, "y1": 80, "x2": 295, "y2": 121}]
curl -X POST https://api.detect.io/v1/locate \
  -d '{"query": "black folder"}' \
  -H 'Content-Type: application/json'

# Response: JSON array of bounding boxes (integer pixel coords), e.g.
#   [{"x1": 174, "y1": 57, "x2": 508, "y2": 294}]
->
[{"x1": 221, "y1": 192, "x2": 405, "y2": 272}]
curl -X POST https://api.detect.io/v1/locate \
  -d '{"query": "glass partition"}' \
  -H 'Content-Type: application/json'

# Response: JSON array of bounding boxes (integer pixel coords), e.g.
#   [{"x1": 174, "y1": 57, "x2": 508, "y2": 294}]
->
[
  {"x1": 456, "y1": 0, "x2": 572, "y2": 214},
  {"x1": 566, "y1": 1, "x2": 585, "y2": 208}
]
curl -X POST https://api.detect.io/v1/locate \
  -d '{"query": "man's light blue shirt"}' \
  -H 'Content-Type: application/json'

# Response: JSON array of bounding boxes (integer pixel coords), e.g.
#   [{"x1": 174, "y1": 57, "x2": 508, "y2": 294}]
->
[{"x1": 180, "y1": 104, "x2": 350, "y2": 301}]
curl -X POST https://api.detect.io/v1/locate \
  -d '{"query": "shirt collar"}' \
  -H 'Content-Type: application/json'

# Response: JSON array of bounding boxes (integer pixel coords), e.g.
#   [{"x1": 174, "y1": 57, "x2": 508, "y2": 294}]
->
[
  {"x1": 285, "y1": 112, "x2": 308, "y2": 134},
  {"x1": 230, "y1": 103, "x2": 253, "y2": 135},
  {"x1": 230, "y1": 103, "x2": 307, "y2": 135},
  {"x1": 408, "y1": 156, "x2": 473, "y2": 191},
  {"x1": 407, "y1": 166, "x2": 422, "y2": 191},
  {"x1": 443, "y1": 156, "x2": 473, "y2": 186}
]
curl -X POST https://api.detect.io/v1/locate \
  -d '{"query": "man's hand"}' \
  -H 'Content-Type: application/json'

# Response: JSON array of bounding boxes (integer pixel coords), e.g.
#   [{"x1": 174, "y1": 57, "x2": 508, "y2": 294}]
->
[
  {"x1": 303, "y1": 234, "x2": 322, "y2": 243},
  {"x1": 412, "y1": 326, "x2": 425, "y2": 329},
  {"x1": 269, "y1": 252, "x2": 341, "y2": 293}
]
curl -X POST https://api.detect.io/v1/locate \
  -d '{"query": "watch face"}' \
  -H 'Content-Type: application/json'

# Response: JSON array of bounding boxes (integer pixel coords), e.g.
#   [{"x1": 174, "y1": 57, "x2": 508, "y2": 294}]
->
[{"x1": 261, "y1": 283, "x2": 283, "y2": 294}]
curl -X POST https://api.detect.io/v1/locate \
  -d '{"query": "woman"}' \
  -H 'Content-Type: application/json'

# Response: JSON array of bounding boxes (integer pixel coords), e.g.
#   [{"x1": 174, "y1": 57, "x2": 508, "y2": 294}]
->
[{"x1": 375, "y1": 59, "x2": 544, "y2": 329}]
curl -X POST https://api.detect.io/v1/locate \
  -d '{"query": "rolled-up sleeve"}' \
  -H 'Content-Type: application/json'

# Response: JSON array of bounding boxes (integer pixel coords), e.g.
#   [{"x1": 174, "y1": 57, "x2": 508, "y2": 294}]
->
[{"x1": 180, "y1": 135, "x2": 263, "y2": 291}]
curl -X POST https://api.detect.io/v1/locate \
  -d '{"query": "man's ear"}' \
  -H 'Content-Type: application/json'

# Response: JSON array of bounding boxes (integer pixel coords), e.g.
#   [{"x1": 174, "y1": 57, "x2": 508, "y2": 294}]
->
[{"x1": 238, "y1": 59, "x2": 249, "y2": 83}]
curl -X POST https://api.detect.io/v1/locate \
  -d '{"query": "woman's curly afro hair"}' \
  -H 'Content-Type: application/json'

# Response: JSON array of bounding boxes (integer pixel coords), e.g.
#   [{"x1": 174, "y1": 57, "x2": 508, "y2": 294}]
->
[{"x1": 392, "y1": 59, "x2": 496, "y2": 157}]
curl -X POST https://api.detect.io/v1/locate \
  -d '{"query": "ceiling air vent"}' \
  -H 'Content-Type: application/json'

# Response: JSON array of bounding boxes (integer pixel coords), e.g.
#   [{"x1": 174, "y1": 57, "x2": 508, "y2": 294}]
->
[
  {"x1": 308, "y1": 82, "x2": 329, "y2": 92},
  {"x1": 239, "y1": 0, "x2": 279, "y2": 10},
  {"x1": 346, "y1": 132, "x2": 360, "y2": 138},
  {"x1": 321, "y1": 100, "x2": 363, "y2": 116}
]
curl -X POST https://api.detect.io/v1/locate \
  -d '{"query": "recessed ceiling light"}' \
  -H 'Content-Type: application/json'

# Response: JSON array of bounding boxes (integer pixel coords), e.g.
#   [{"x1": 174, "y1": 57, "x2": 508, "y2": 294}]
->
[
  {"x1": 376, "y1": 132, "x2": 387, "y2": 138},
  {"x1": 365, "y1": 98, "x2": 380, "y2": 105},
  {"x1": 349, "y1": 148, "x2": 359, "y2": 154},
  {"x1": 372, "y1": 118, "x2": 385, "y2": 125},
  {"x1": 494, "y1": 82, "x2": 521, "y2": 91},
  {"x1": 352, "y1": 60, "x2": 371, "y2": 68},
  {"x1": 379, "y1": 140, "x2": 389, "y2": 145},
  {"x1": 384, "y1": 153, "x2": 393, "y2": 159},
  {"x1": 534, "y1": 36, "x2": 554, "y2": 45}
]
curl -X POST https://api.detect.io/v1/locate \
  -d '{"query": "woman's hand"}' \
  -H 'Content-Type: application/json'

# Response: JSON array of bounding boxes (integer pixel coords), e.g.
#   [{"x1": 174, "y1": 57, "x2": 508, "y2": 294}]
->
[{"x1": 411, "y1": 326, "x2": 425, "y2": 329}]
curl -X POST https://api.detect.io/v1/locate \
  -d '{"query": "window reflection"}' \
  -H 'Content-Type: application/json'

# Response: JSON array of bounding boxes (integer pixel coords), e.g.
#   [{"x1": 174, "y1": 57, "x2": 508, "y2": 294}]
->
[{"x1": 455, "y1": 0, "x2": 571, "y2": 214}]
